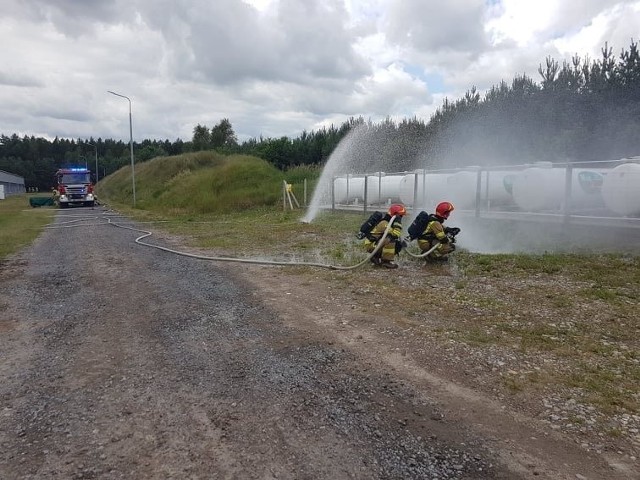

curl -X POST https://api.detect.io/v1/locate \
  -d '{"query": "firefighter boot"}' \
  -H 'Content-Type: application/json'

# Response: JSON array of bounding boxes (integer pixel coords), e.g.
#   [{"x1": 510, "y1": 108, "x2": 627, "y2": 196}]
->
[{"x1": 425, "y1": 254, "x2": 448, "y2": 264}]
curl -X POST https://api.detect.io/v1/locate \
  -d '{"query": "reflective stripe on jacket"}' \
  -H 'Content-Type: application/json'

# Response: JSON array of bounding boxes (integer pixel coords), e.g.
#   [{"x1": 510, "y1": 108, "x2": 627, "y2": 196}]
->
[
  {"x1": 371, "y1": 216, "x2": 402, "y2": 241},
  {"x1": 423, "y1": 219, "x2": 447, "y2": 242}
]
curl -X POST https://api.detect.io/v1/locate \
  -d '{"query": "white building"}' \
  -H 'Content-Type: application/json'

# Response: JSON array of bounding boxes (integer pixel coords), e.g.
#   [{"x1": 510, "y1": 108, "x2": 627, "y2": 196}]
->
[{"x1": 0, "y1": 169, "x2": 26, "y2": 199}]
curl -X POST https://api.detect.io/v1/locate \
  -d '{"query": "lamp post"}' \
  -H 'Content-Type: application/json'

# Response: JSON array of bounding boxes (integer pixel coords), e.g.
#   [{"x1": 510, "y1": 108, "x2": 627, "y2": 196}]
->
[
  {"x1": 107, "y1": 90, "x2": 136, "y2": 207},
  {"x1": 87, "y1": 142, "x2": 98, "y2": 182}
]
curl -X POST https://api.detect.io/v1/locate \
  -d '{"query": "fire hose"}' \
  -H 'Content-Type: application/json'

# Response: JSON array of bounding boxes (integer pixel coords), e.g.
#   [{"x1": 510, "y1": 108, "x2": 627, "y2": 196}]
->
[
  {"x1": 48, "y1": 211, "x2": 448, "y2": 270},
  {"x1": 106, "y1": 215, "x2": 398, "y2": 271}
]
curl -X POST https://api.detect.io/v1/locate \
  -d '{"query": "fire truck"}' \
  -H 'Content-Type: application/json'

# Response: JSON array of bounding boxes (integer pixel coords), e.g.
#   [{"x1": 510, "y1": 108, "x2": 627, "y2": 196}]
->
[{"x1": 55, "y1": 167, "x2": 95, "y2": 208}]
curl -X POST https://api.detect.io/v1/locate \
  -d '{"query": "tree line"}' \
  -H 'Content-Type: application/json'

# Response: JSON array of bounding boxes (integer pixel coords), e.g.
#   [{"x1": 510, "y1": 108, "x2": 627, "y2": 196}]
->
[{"x1": 2, "y1": 39, "x2": 638, "y2": 190}]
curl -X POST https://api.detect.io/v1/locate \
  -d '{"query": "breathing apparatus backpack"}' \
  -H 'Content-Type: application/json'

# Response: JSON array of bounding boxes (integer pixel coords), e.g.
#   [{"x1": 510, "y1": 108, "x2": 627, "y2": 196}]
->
[
  {"x1": 356, "y1": 211, "x2": 384, "y2": 240},
  {"x1": 407, "y1": 211, "x2": 432, "y2": 240}
]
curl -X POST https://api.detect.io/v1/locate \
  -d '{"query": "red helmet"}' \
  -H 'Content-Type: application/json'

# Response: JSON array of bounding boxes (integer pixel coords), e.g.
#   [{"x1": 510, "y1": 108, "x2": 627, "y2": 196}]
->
[
  {"x1": 435, "y1": 201, "x2": 454, "y2": 219},
  {"x1": 388, "y1": 203, "x2": 407, "y2": 217}
]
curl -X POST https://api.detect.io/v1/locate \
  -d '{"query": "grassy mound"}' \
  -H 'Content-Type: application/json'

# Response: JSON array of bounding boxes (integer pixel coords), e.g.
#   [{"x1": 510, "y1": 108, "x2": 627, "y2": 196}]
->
[{"x1": 98, "y1": 151, "x2": 316, "y2": 214}]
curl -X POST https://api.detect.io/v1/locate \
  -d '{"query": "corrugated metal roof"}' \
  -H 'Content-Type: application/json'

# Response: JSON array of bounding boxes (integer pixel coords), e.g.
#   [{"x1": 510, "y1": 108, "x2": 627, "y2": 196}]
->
[{"x1": 0, "y1": 169, "x2": 25, "y2": 184}]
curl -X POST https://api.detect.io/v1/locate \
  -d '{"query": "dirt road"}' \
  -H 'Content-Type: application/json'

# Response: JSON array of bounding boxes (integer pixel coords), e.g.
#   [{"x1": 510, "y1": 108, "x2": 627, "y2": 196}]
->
[{"x1": 0, "y1": 208, "x2": 635, "y2": 479}]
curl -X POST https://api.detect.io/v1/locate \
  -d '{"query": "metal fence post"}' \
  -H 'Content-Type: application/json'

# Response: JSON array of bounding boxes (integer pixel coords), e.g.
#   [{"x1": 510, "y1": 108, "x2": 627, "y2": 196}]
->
[
  {"x1": 413, "y1": 171, "x2": 419, "y2": 210},
  {"x1": 485, "y1": 169, "x2": 491, "y2": 211},
  {"x1": 475, "y1": 168, "x2": 482, "y2": 218},
  {"x1": 563, "y1": 163, "x2": 573, "y2": 224},
  {"x1": 363, "y1": 175, "x2": 368, "y2": 214},
  {"x1": 331, "y1": 176, "x2": 335, "y2": 211}
]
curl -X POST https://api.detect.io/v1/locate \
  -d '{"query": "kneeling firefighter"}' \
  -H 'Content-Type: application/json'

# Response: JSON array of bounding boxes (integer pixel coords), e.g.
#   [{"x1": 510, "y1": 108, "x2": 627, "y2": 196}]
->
[
  {"x1": 408, "y1": 201, "x2": 461, "y2": 263},
  {"x1": 360, "y1": 203, "x2": 407, "y2": 269}
]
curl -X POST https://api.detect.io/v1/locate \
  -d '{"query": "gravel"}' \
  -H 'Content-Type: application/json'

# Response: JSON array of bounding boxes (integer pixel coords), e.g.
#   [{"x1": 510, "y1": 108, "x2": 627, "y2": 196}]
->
[{"x1": 0, "y1": 208, "x2": 510, "y2": 479}]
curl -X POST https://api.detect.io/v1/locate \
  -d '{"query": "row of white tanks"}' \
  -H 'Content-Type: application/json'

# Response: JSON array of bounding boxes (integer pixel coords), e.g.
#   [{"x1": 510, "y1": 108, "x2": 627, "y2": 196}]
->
[{"x1": 333, "y1": 162, "x2": 640, "y2": 216}]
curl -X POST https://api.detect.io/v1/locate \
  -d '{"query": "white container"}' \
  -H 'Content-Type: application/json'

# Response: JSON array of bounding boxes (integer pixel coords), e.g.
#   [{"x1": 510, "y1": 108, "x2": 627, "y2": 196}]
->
[
  {"x1": 446, "y1": 170, "x2": 515, "y2": 209},
  {"x1": 511, "y1": 166, "x2": 605, "y2": 212},
  {"x1": 333, "y1": 176, "x2": 366, "y2": 204},
  {"x1": 333, "y1": 174, "x2": 403, "y2": 205},
  {"x1": 398, "y1": 172, "x2": 450, "y2": 208},
  {"x1": 377, "y1": 175, "x2": 404, "y2": 205},
  {"x1": 601, "y1": 163, "x2": 640, "y2": 216}
]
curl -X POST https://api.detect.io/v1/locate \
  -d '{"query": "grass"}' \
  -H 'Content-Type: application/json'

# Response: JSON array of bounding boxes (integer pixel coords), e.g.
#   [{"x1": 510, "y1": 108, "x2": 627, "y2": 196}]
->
[
  {"x1": 98, "y1": 151, "x2": 317, "y2": 216},
  {"x1": 0, "y1": 193, "x2": 56, "y2": 260},
  {"x1": 392, "y1": 250, "x2": 639, "y2": 415}
]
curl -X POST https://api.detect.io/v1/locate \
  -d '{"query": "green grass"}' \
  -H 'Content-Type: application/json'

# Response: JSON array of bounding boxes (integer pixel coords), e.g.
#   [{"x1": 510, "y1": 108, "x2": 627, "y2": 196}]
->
[
  {"x1": 396, "y1": 250, "x2": 639, "y2": 414},
  {"x1": 0, "y1": 194, "x2": 56, "y2": 260},
  {"x1": 98, "y1": 152, "x2": 321, "y2": 216}
]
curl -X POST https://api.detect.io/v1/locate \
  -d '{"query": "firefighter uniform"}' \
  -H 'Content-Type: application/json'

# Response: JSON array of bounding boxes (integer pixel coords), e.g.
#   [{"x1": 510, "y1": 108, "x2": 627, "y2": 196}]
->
[
  {"x1": 416, "y1": 202, "x2": 458, "y2": 261},
  {"x1": 363, "y1": 204, "x2": 406, "y2": 268},
  {"x1": 417, "y1": 216, "x2": 455, "y2": 259}
]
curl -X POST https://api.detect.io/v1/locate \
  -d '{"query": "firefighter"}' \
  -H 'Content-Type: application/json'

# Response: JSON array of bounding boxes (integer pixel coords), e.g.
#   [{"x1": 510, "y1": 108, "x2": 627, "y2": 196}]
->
[
  {"x1": 364, "y1": 203, "x2": 407, "y2": 269},
  {"x1": 416, "y1": 201, "x2": 460, "y2": 263},
  {"x1": 51, "y1": 187, "x2": 60, "y2": 205}
]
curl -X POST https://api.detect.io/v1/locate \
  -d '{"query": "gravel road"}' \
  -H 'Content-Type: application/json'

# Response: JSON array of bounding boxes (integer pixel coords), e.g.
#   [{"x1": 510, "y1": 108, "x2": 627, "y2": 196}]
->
[{"x1": 0, "y1": 208, "x2": 632, "y2": 479}]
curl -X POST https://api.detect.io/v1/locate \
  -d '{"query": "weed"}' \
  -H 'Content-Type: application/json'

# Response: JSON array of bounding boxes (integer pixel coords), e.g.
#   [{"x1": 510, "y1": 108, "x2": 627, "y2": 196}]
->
[
  {"x1": 607, "y1": 428, "x2": 623, "y2": 438},
  {"x1": 454, "y1": 280, "x2": 466, "y2": 289},
  {"x1": 503, "y1": 376, "x2": 525, "y2": 393},
  {"x1": 459, "y1": 327, "x2": 497, "y2": 345}
]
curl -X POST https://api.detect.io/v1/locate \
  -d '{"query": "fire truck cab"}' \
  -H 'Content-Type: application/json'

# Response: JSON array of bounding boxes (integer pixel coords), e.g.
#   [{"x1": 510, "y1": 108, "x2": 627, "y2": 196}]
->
[{"x1": 55, "y1": 167, "x2": 95, "y2": 208}]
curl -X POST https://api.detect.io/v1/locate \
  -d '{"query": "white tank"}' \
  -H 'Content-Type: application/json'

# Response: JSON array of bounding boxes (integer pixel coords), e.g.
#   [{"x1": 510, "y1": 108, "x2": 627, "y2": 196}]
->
[
  {"x1": 446, "y1": 170, "x2": 515, "y2": 209},
  {"x1": 399, "y1": 172, "x2": 450, "y2": 207},
  {"x1": 511, "y1": 166, "x2": 606, "y2": 212},
  {"x1": 333, "y1": 174, "x2": 403, "y2": 205},
  {"x1": 333, "y1": 176, "x2": 367, "y2": 204},
  {"x1": 377, "y1": 175, "x2": 404, "y2": 205},
  {"x1": 602, "y1": 163, "x2": 640, "y2": 216}
]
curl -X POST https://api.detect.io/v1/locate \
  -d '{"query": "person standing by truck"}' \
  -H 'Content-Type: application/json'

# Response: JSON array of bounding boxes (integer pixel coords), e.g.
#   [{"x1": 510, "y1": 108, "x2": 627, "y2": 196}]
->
[{"x1": 51, "y1": 187, "x2": 60, "y2": 205}]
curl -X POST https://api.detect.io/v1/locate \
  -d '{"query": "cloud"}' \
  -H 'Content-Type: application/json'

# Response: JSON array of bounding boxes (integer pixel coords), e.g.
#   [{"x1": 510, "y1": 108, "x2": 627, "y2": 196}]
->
[
  {"x1": 0, "y1": 71, "x2": 44, "y2": 88},
  {"x1": 0, "y1": 0, "x2": 638, "y2": 143},
  {"x1": 14, "y1": 0, "x2": 124, "y2": 36},
  {"x1": 138, "y1": 0, "x2": 370, "y2": 86},
  {"x1": 384, "y1": 0, "x2": 489, "y2": 55}
]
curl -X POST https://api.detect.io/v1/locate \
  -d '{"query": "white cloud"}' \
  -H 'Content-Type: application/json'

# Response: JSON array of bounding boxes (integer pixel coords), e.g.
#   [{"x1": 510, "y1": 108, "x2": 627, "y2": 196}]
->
[
  {"x1": 486, "y1": 0, "x2": 560, "y2": 47},
  {"x1": 554, "y1": 2, "x2": 640, "y2": 57},
  {"x1": 0, "y1": 0, "x2": 638, "y2": 143}
]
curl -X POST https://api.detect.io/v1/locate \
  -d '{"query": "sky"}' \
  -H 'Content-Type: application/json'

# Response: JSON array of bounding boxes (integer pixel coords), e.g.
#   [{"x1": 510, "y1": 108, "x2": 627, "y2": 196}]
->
[{"x1": 1, "y1": 0, "x2": 639, "y2": 144}]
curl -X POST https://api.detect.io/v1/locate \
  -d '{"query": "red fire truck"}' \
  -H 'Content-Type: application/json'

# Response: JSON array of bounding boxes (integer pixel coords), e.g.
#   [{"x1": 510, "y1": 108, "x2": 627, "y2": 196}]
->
[{"x1": 55, "y1": 168, "x2": 95, "y2": 208}]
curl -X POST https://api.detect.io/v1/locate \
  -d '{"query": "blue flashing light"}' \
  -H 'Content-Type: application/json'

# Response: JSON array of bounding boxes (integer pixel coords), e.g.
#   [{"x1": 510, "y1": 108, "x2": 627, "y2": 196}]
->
[{"x1": 57, "y1": 167, "x2": 89, "y2": 173}]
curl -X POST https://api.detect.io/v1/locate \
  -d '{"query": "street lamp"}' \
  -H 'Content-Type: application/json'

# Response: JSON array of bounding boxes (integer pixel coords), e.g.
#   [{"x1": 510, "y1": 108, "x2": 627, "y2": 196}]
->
[
  {"x1": 87, "y1": 142, "x2": 99, "y2": 182},
  {"x1": 107, "y1": 90, "x2": 136, "y2": 207}
]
